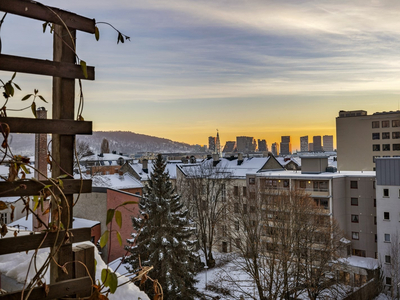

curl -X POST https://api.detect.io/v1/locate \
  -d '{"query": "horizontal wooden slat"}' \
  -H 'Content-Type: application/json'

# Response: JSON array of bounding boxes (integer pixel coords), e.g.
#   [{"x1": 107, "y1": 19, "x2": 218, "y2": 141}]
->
[
  {"x1": 0, "y1": 276, "x2": 92, "y2": 300},
  {"x1": 0, "y1": 54, "x2": 95, "y2": 80},
  {"x1": 0, "y1": 228, "x2": 91, "y2": 255},
  {"x1": 0, "y1": 117, "x2": 92, "y2": 135},
  {"x1": 0, "y1": 179, "x2": 92, "y2": 197},
  {"x1": 0, "y1": 0, "x2": 95, "y2": 33}
]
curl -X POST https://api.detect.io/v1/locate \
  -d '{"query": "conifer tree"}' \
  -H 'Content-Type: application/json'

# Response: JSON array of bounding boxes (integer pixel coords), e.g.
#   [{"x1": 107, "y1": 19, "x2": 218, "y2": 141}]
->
[{"x1": 126, "y1": 154, "x2": 199, "y2": 299}]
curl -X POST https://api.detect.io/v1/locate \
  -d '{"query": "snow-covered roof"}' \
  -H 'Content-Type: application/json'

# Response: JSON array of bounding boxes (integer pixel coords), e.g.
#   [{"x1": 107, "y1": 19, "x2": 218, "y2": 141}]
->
[
  {"x1": 0, "y1": 196, "x2": 20, "y2": 203},
  {"x1": 8, "y1": 214, "x2": 100, "y2": 231},
  {"x1": 128, "y1": 161, "x2": 182, "y2": 181},
  {"x1": 256, "y1": 169, "x2": 375, "y2": 179},
  {"x1": 339, "y1": 256, "x2": 378, "y2": 270},
  {"x1": 0, "y1": 240, "x2": 150, "y2": 299},
  {"x1": 80, "y1": 153, "x2": 133, "y2": 162},
  {"x1": 75, "y1": 173, "x2": 143, "y2": 190}
]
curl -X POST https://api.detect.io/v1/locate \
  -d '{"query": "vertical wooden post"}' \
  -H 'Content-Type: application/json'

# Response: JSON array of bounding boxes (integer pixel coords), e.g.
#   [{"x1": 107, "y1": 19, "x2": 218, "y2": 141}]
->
[
  {"x1": 73, "y1": 244, "x2": 95, "y2": 297},
  {"x1": 50, "y1": 24, "x2": 76, "y2": 285}
]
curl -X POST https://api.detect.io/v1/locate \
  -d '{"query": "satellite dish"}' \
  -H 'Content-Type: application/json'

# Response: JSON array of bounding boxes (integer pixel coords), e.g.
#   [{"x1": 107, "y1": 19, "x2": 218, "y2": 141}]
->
[{"x1": 117, "y1": 157, "x2": 124, "y2": 166}]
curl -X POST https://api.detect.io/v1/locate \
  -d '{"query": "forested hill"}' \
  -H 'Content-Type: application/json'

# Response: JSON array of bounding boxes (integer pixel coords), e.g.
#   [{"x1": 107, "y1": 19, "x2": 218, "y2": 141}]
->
[{"x1": 77, "y1": 131, "x2": 200, "y2": 154}]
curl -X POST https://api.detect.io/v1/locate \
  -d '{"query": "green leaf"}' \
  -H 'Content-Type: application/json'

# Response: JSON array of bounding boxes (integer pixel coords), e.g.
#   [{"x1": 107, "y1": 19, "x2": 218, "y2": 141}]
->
[
  {"x1": 115, "y1": 210, "x2": 122, "y2": 228},
  {"x1": 43, "y1": 185, "x2": 52, "y2": 189},
  {"x1": 101, "y1": 268, "x2": 109, "y2": 284},
  {"x1": 80, "y1": 60, "x2": 88, "y2": 79},
  {"x1": 57, "y1": 174, "x2": 68, "y2": 179},
  {"x1": 108, "y1": 272, "x2": 118, "y2": 294},
  {"x1": 13, "y1": 82, "x2": 21, "y2": 90},
  {"x1": 58, "y1": 179, "x2": 64, "y2": 189},
  {"x1": 100, "y1": 230, "x2": 109, "y2": 248},
  {"x1": 21, "y1": 94, "x2": 32, "y2": 101},
  {"x1": 33, "y1": 196, "x2": 40, "y2": 212},
  {"x1": 121, "y1": 201, "x2": 138, "y2": 206},
  {"x1": 116, "y1": 231, "x2": 122, "y2": 246},
  {"x1": 95, "y1": 26, "x2": 100, "y2": 41},
  {"x1": 11, "y1": 72, "x2": 16, "y2": 80},
  {"x1": 20, "y1": 163, "x2": 30, "y2": 174},
  {"x1": 106, "y1": 209, "x2": 115, "y2": 225},
  {"x1": 5, "y1": 82, "x2": 14, "y2": 97},
  {"x1": 42, "y1": 22, "x2": 48, "y2": 33},
  {"x1": 31, "y1": 102, "x2": 37, "y2": 118},
  {"x1": 38, "y1": 95, "x2": 47, "y2": 103}
]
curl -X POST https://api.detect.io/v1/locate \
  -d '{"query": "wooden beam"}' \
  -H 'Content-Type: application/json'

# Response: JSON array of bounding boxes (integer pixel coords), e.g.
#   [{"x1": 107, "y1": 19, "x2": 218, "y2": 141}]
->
[
  {"x1": 0, "y1": 117, "x2": 92, "y2": 135},
  {"x1": 0, "y1": 0, "x2": 95, "y2": 33},
  {"x1": 0, "y1": 54, "x2": 95, "y2": 80},
  {"x1": 0, "y1": 179, "x2": 92, "y2": 197},
  {"x1": 0, "y1": 228, "x2": 91, "y2": 255},
  {"x1": 0, "y1": 276, "x2": 92, "y2": 300}
]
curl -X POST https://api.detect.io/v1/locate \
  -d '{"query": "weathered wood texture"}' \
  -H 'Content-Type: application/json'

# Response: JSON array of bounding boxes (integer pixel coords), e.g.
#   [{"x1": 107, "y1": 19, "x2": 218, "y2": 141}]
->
[
  {"x1": 0, "y1": 117, "x2": 92, "y2": 135},
  {"x1": 0, "y1": 228, "x2": 91, "y2": 255},
  {"x1": 73, "y1": 244, "x2": 95, "y2": 297},
  {"x1": 0, "y1": 179, "x2": 92, "y2": 197},
  {"x1": 0, "y1": 54, "x2": 95, "y2": 80},
  {"x1": 0, "y1": 0, "x2": 95, "y2": 33},
  {"x1": 0, "y1": 276, "x2": 92, "y2": 300}
]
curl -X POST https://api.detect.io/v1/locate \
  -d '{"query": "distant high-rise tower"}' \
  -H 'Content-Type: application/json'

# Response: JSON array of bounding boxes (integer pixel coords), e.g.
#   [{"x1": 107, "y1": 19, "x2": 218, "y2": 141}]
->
[
  {"x1": 236, "y1": 136, "x2": 256, "y2": 153},
  {"x1": 222, "y1": 141, "x2": 236, "y2": 153},
  {"x1": 300, "y1": 136, "x2": 309, "y2": 152},
  {"x1": 280, "y1": 136, "x2": 291, "y2": 155},
  {"x1": 208, "y1": 136, "x2": 216, "y2": 152},
  {"x1": 258, "y1": 139, "x2": 267, "y2": 152},
  {"x1": 313, "y1": 136, "x2": 322, "y2": 152},
  {"x1": 271, "y1": 142, "x2": 279, "y2": 156},
  {"x1": 323, "y1": 135, "x2": 334, "y2": 152},
  {"x1": 215, "y1": 131, "x2": 221, "y2": 155},
  {"x1": 309, "y1": 143, "x2": 314, "y2": 152}
]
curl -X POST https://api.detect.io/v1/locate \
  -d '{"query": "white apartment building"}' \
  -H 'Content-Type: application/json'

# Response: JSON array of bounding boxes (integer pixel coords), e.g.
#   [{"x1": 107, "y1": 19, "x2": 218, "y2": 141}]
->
[
  {"x1": 376, "y1": 157, "x2": 400, "y2": 295},
  {"x1": 323, "y1": 135, "x2": 334, "y2": 152}
]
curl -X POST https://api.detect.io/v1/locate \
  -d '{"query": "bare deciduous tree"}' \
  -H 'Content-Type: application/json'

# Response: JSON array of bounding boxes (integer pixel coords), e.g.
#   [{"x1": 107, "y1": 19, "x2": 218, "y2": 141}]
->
[{"x1": 177, "y1": 159, "x2": 232, "y2": 268}]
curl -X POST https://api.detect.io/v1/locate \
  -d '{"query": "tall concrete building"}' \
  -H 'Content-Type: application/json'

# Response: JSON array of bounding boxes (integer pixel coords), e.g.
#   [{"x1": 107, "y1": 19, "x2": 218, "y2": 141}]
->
[
  {"x1": 280, "y1": 136, "x2": 291, "y2": 155},
  {"x1": 313, "y1": 136, "x2": 322, "y2": 152},
  {"x1": 336, "y1": 110, "x2": 400, "y2": 171},
  {"x1": 309, "y1": 143, "x2": 314, "y2": 152},
  {"x1": 271, "y1": 142, "x2": 279, "y2": 156},
  {"x1": 222, "y1": 141, "x2": 236, "y2": 153},
  {"x1": 208, "y1": 136, "x2": 216, "y2": 153},
  {"x1": 236, "y1": 136, "x2": 256, "y2": 153},
  {"x1": 300, "y1": 136, "x2": 309, "y2": 152},
  {"x1": 258, "y1": 139, "x2": 267, "y2": 152},
  {"x1": 323, "y1": 135, "x2": 334, "y2": 152}
]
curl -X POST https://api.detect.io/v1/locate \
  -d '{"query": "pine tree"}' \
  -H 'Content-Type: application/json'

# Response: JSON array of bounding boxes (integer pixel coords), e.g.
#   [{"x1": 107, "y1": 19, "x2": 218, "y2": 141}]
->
[{"x1": 127, "y1": 154, "x2": 199, "y2": 299}]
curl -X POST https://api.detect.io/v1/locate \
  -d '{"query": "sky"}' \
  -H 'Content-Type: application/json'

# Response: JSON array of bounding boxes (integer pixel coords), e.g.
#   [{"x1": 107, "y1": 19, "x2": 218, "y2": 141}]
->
[{"x1": 2, "y1": 0, "x2": 400, "y2": 150}]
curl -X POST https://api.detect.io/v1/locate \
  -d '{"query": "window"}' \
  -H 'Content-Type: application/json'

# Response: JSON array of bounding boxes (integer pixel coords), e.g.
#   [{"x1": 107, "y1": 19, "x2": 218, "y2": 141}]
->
[
  {"x1": 221, "y1": 225, "x2": 227, "y2": 237},
  {"x1": 385, "y1": 233, "x2": 391, "y2": 242},
  {"x1": 283, "y1": 180, "x2": 289, "y2": 188},
  {"x1": 373, "y1": 156, "x2": 380, "y2": 163},
  {"x1": 374, "y1": 216, "x2": 377, "y2": 225},
  {"x1": 236, "y1": 238, "x2": 240, "y2": 248},
  {"x1": 234, "y1": 203, "x2": 239, "y2": 214},
  {"x1": 233, "y1": 186, "x2": 238, "y2": 196},
  {"x1": 372, "y1": 121, "x2": 380, "y2": 128},
  {"x1": 386, "y1": 277, "x2": 392, "y2": 286},
  {"x1": 313, "y1": 181, "x2": 328, "y2": 191},
  {"x1": 351, "y1": 198, "x2": 358, "y2": 206},
  {"x1": 374, "y1": 198, "x2": 376, "y2": 207},
  {"x1": 373, "y1": 181, "x2": 376, "y2": 189},
  {"x1": 384, "y1": 212, "x2": 390, "y2": 220},
  {"x1": 299, "y1": 181, "x2": 306, "y2": 188},
  {"x1": 384, "y1": 189, "x2": 389, "y2": 197},
  {"x1": 249, "y1": 192, "x2": 256, "y2": 200},
  {"x1": 352, "y1": 232, "x2": 359, "y2": 240},
  {"x1": 243, "y1": 186, "x2": 247, "y2": 196},
  {"x1": 382, "y1": 120, "x2": 390, "y2": 128},
  {"x1": 249, "y1": 178, "x2": 255, "y2": 185},
  {"x1": 314, "y1": 198, "x2": 329, "y2": 210},
  {"x1": 393, "y1": 132, "x2": 400, "y2": 139},
  {"x1": 393, "y1": 120, "x2": 400, "y2": 127},
  {"x1": 385, "y1": 255, "x2": 391, "y2": 264},
  {"x1": 221, "y1": 184, "x2": 226, "y2": 202},
  {"x1": 250, "y1": 205, "x2": 256, "y2": 213},
  {"x1": 382, "y1": 132, "x2": 390, "y2": 139},
  {"x1": 372, "y1": 133, "x2": 380, "y2": 140},
  {"x1": 383, "y1": 144, "x2": 390, "y2": 151},
  {"x1": 234, "y1": 221, "x2": 239, "y2": 231},
  {"x1": 0, "y1": 213, "x2": 8, "y2": 225},
  {"x1": 373, "y1": 144, "x2": 381, "y2": 151},
  {"x1": 350, "y1": 181, "x2": 358, "y2": 189},
  {"x1": 375, "y1": 234, "x2": 377, "y2": 242},
  {"x1": 351, "y1": 215, "x2": 359, "y2": 223},
  {"x1": 393, "y1": 144, "x2": 400, "y2": 151},
  {"x1": 243, "y1": 204, "x2": 247, "y2": 214}
]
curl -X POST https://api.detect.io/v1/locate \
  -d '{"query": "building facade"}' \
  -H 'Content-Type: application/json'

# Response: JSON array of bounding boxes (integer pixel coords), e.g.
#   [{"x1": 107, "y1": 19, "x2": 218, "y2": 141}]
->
[
  {"x1": 236, "y1": 136, "x2": 256, "y2": 153},
  {"x1": 336, "y1": 110, "x2": 400, "y2": 171},
  {"x1": 313, "y1": 136, "x2": 322, "y2": 152},
  {"x1": 323, "y1": 135, "x2": 334, "y2": 152},
  {"x1": 300, "y1": 136, "x2": 309, "y2": 152},
  {"x1": 258, "y1": 139, "x2": 267, "y2": 152},
  {"x1": 280, "y1": 136, "x2": 291, "y2": 155}
]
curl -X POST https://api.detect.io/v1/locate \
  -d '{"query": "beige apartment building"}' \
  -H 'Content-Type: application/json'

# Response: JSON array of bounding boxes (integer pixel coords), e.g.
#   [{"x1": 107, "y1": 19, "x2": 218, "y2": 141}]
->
[{"x1": 336, "y1": 110, "x2": 400, "y2": 171}]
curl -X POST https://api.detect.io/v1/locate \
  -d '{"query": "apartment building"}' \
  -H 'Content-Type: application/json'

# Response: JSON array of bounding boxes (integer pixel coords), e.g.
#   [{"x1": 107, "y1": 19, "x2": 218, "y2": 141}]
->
[
  {"x1": 313, "y1": 136, "x2": 322, "y2": 152},
  {"x1": 236, "y1": 136, "x2": 256, "y2": 153},
  {"x1": 323, "y1": 135, "x2": 334, "y2": 152},
  {"x1": 300, "y1": 136, "x2": 309, "y2": 152},
  {"x1": 376, "y1": 157, "x2": 400, "y2": 294},
  {"x1": 271, "y1": 142, "x2": 279, "y2": 156},
  {"x1": 246, "y1": 156, "x2": 377, "y2": 258},
  {"x1": 336, "y1": 110, "x2": 400, "y2": 171},
  {"x1": 280, "y1": 136, "x2": 292, "y2": 155}
]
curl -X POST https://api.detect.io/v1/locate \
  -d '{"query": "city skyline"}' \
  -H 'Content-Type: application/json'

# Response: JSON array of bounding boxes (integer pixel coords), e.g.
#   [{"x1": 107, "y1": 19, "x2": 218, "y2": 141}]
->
[{"x1": 1, "y1": 1, "x2": 400, "y2": 149}]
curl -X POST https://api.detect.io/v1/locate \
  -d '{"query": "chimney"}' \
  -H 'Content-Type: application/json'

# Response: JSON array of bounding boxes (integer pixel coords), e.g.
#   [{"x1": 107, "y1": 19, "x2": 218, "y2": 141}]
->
[
  {"x1": 33, "y1": 107, "x2": 49, "y2": 232},
  {"x1": 118, "y1": 170, "x2": 124, "y2": 179},
  {"x1": 181, "y1": 157, "x2": 188, "y2": 164},
  {"x1": 237, "y1": 153, "x2": 243, "y2": 165},
  {"x1": 142, "y1": 159, "x2": 148, "y2": 173},
  {"x1": 212, "y1": 154, "x2": 219, "y2": 166}
]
